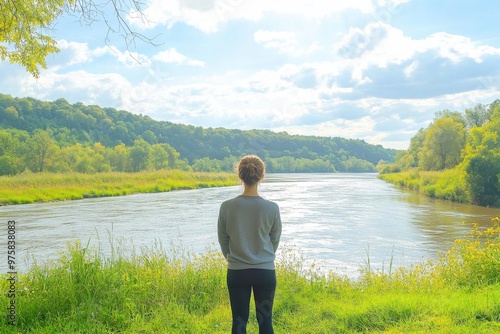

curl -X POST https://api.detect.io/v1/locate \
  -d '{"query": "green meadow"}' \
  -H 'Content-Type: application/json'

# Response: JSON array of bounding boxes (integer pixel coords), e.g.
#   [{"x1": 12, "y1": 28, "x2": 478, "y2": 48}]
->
[
  {"x1": 0, "y1": 170, "x2": 239, "y2": 205},
  {"x1": 1, "y1": 219, "x2": 499, "y2": 333}
]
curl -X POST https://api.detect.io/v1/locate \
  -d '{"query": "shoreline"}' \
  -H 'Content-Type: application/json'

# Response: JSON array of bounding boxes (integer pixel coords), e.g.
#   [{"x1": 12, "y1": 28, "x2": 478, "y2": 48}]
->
[
  {"x1": 0, "y1": 170, "x2": 239, "y2": 206},
  {"x1": 0, "y1": 220, "x2": 498, "y2": 332}
]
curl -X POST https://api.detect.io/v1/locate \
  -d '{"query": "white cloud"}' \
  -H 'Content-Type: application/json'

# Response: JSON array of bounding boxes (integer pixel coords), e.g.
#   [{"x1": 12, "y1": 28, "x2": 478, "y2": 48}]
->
[
  {"x1": 10, "y1": 19, "x2": 499, "y2": 147},
  {"x1": 337, "y1": 22, "x2": 500, "y2": 68},
  {"x1": 93, "y1": 46, "x2": 152, "y2": 68},
  {"x1": 329, "y1": 22, "x2": 500, "y2": 101},
  {"x1": 416, "y1": 32, "x2": 500, "y2": 63},
  {"x1": 55, "y1": 40, "x2": 93, "y2": 66},
  {"x1": 251, "y1": 0, "x2": 374, "y2": 18},
  {"x1": 336, "y1": 22, "x2": 390, "y2": 59},
  {"x1": 254, "y1": 30, "x2": 298, "y2": 54},
  {"x1": 273, "y1": 116, "x2": 377, "y2": 143},
  {"x1": 244, "y1": 69, "x2": 291, "y2": 93},
  {"x1": 152, "y1": 48, "x2": 205, "y2": 66},
  {"x1": 17, "y1": 70, "x2": 133, "y2": 108},
  {"x1": 51, "y1": 41, "x2": 152, "y2": 70},
  {"x1": 129, "y1": 0, "x2": 375, "y2": 33},
  {"x1": 253, "y1": 30, "x2": 320, "y2": 56},
  {"x1": 2, "y1": 1, "x2": 499, "y2": 152},
  {"x1": 403, "y1": 61, "x2": 418, "y2": 78}
]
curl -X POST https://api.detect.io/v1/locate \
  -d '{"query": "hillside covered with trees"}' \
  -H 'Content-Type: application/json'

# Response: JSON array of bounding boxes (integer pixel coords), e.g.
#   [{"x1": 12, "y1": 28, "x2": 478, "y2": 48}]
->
[
  {"x1": 0, "y1": 93, "x2": 397, "y2": 175},
  {"x1": 378, "y1": 99, "x2": 500, "y2": 207}
]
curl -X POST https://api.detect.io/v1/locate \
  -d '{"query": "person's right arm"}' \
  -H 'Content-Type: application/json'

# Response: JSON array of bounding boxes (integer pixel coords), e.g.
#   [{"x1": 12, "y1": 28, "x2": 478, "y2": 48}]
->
[{"x1": 217, "y1": 205, "x2": 230, "y2": 258}]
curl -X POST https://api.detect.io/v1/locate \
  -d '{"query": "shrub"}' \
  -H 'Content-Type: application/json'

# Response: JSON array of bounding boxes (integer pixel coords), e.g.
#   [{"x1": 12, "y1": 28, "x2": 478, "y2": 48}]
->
[{"x1": 437, "y1": 217, "x2": 500, "y2": 287}]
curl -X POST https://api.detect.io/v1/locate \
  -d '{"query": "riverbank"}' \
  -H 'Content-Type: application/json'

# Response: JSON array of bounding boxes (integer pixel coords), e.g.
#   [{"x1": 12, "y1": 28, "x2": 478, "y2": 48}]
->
[
  {"x1": 378, "y1": 169, "x2": 470, "y2": 204},
  {"x1": 0, "y1": 170, "x2": 239, "y2": 205},
  {"x1": 1, "y1": 219, "x2": 498, "y2": 333}
]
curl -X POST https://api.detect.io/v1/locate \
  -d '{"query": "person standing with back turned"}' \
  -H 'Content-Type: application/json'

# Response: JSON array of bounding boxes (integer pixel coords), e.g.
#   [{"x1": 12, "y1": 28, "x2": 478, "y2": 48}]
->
[{"x1": 218, "y1": 155, "x2": 282, "y2": 334}]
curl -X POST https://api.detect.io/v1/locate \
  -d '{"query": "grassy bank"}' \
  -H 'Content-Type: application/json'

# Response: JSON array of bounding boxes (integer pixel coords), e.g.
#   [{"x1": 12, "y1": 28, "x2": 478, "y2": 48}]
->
[
  {"x1": 379, "y1": 169, "x2": 469, "y2": 203},
  {"x1": 1, "y1": 219, "x2": 499, "y2": 333},
  {"x1": 0, "y1": 170, "x2": 239, "y2": 205}
]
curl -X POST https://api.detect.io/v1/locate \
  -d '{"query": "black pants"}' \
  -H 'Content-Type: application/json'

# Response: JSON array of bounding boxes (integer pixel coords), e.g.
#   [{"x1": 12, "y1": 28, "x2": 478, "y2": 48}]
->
[{"x1": 227, "y1": 269, "x2": 276, "y2": 334}]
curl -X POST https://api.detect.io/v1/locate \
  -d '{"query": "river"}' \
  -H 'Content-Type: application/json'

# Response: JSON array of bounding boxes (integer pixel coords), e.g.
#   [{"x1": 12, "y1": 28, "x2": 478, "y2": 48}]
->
[{"x1": 1, "y1": 173, "x2": 499, "y2": 278}]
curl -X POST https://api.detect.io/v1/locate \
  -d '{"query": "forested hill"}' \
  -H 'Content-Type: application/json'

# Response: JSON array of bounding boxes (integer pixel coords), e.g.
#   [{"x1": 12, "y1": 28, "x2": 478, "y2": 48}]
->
[{"x1": 0, "y1": 93, "x2": 398, "y2": 174}]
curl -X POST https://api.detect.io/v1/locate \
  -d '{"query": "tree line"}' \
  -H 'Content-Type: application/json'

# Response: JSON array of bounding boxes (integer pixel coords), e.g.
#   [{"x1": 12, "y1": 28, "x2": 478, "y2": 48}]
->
[
  {"x1": 0, "y1": 93, "x2": 397, "y2": 175},
  {"x1": 378, "y1": 99, "x2": 500, "y2": 206},
  {"x1": 0, "y1": 129, "x2": 184, "y2": 174}
]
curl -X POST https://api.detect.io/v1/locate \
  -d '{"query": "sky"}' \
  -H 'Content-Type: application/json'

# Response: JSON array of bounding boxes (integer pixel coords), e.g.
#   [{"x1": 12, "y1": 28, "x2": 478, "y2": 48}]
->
[{"x1": 1, "y1": 0, "x2": 499, "y2": 150}]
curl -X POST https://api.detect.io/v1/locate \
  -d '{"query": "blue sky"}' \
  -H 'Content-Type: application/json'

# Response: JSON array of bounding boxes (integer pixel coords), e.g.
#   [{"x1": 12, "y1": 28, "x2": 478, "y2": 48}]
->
[{"x1": 1, "y1": 0, "x2": 499, "y2": 149}]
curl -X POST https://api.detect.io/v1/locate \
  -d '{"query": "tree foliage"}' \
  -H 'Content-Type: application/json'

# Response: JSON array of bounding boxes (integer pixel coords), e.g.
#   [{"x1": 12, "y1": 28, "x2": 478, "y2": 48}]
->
[
  {"x1": 27, "y1": 130, "x2": 58, "y2": 172},
  {"x1": 0, "y1": 129, "x2": 182, "y2": 175},
  {"x1": 465, "y1": 103, "x2": 490, "y2": 128},
  {"x1": 418, "y1": 117, "x2": 466, "y2": 170},
  {"x1": 0, "y1": 0, "x2": 65, "y2": 77},
  {"x1": 404, "y1": 128, "x2": 426, "y2": 169},
  {"x1": 0, "y1": 93, "x2": 397, "y2": 175},
  {"x1": 0, "y1": 0, "x2": 155, "y2": 77},
  {"x1": 462, "y1": 104, "x2": 500, "y2": 206},
  {"x1": 465, "y1": 156, "x2": 500, "y2": 206},
  {"x1": 379, "y1": 100, "x2": 500, "y2": 207}
]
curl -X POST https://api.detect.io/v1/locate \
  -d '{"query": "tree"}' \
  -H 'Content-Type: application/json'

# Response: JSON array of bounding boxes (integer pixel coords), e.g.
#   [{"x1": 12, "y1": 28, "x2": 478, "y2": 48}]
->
[
  {"x1": 192, "y1": 157, "x2": 222, "y2": 172},
  {"x1": 0, "y1": 129, "x2": 30, "y2": 174},
  {"x1": 129, "y1": 139, "x2": 150, "y2": 172},
  {"x1": 142, "y1": 130, "x2": 158, "y2": 144},
  {"x1": 25, "y1": 130, "x2": 58, "y2": 172},
  {"x1": 2, "y1": 105, "x2": 19, "y2": 121},
  {"x1": 0, "y1": 0, "x2": 63, "y2": 77},
  {"x1": 434, "y1": 109, "x2": 466, "y2": 127},
  {"x1": 402, "y1": 127, "x2": 426, "y2": 168},
  {"x1": 0, "y1": 93, "x2": 398, "y2": 174},
  {"x1": 488, "y1": 99, "x2": 500, "y2": 119},
  {"x1": 418, "y1": 117, "x2": 466, "y2": 170},
  {"x1": 465, "y1": 103, "x2": 489, "y2": 128},
  {"x1": 341, "y1": 157, "x2": 375, "y2": 172},
  {"x1": 462, "y1": 105, "x2": 500, "y2": 206},
  {"x1": 109, "y1": 143, "x2": 129, "y2": 171},
  {"x1": 163, "y1": 143, "x2": 181, "y2": 169},
  {"x1": 465, "y1": 156, "x2": 500, "y2": 206},
  {"x1": 150, "y1": 143, "x2": 171, "y2": 170},
  {"x1": 0, "y1": 0, "x2": 156, "y2": 77},
  {"x1": 0, "y1": 156, "x2": 17, "y2": 175},
  {"x1": 91, "y1": 142, "x2": 112, "y2": 172}
]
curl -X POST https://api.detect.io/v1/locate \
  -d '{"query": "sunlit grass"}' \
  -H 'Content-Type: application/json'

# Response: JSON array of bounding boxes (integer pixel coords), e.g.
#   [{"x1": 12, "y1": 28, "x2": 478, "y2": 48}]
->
[
  {"x1": 1, "y1": 218, "x2": 498, "y2": 332},
  {"x1": 379, "y1": 169, "x2": 469, "y2": 203},
  {"x1": 0, "y1": 170, "x2": 239, "y2": 205}
]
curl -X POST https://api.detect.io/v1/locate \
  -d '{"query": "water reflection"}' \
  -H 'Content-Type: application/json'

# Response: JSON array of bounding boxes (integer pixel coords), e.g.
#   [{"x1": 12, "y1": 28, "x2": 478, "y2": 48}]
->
[{"x1": 397, "y1": 189, "x2": 498, "y2": 254}]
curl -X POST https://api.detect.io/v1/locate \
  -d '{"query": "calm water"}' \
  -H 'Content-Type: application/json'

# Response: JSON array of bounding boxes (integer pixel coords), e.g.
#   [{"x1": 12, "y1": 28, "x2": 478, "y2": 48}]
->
[{"x1": 1, "y1": 173, "x2": 499, "y2": 278}]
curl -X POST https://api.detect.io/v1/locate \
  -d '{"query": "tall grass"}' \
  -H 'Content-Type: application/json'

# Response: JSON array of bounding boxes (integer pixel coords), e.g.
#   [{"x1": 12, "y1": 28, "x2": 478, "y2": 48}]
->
[
  {"x1": 0, "y1": 170, "x2": 239, "y2": 205},
  {"x1": 379, "y1": 169, "x2": 469, "y2": 203},
  {"x1": 1, "y1": 218, "x2": 499, "y2": 333}
]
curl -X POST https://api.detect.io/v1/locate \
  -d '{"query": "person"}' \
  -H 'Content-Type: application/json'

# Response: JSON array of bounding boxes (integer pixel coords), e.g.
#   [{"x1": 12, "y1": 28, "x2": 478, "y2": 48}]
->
[{"x1": 218, "y1": 155, "x2": 282, "y2": 334}]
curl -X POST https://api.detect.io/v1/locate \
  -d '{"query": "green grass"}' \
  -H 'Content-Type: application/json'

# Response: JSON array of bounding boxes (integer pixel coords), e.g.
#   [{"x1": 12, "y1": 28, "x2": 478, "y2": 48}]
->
[
  {"x1": 0, "y1": 170, "x2": 239, "y2": 205},
  {"x1": 379, "y1": 169, "x2": 469, "y2": 203},
  {"x1": 1, "y1": 219, "x2": 499, "y2": 333}
]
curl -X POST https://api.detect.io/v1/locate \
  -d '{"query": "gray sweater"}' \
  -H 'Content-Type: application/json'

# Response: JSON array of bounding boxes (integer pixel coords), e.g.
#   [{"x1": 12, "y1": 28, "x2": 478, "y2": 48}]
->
[{"x1": 218, "y1": 195, "x2": 282, "y2": 270}]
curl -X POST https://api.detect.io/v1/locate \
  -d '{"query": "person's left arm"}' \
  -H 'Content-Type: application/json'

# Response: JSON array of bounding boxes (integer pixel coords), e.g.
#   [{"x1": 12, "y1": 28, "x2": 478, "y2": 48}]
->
[{"x1": 270, "y1": 206, "x2": 282, "y2": 252}]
